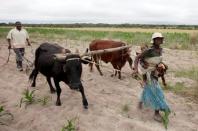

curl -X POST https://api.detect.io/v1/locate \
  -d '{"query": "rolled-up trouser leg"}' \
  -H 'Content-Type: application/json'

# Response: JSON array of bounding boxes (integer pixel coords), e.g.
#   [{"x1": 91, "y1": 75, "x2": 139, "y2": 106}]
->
[{"x1": 14, "y1": 48, "x2": 25, "y2": 69}]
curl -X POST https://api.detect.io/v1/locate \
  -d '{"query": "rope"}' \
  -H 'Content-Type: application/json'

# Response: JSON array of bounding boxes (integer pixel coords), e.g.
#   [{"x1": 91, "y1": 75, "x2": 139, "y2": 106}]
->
[
  {"x1": 30, "y1": 45, "x2": 34, "y2": 56},
  {"x1": 9, "y1": 47, "x2": 33, "y2": 65},
  {"x1": 66, "y1": 58, "x2": 80, "y2": 61},
  {"x1": 82, "y1": 58, "x2": 131, "y2": 75},
  {"x1": 0, "y1": 48, "x2": 34, "y2": 75}
]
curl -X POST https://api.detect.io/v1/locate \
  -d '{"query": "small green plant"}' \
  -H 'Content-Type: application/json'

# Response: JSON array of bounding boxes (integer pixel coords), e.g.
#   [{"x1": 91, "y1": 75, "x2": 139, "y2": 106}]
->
[
  {"x1": 0, "y1": 106, "x2": 3, "y2": 113},
  {"x1": 19, "y1": 89, "x2": 36, "y2": 108},
  {"x1": 0, "y1": 106, "x2": 14, "y2": 125},
  {"x1": 122, "y1": 104, "x2": 130, "y2": 113},
  {"x1": 37, "y1": 96, "x2": 51, "y2": 106},
  {"x1": 162, "y1": 110, "x2": 171, "y2": 130},
  {"x1": 61, "y1": 117, "x2": 78, "y2": 131}
]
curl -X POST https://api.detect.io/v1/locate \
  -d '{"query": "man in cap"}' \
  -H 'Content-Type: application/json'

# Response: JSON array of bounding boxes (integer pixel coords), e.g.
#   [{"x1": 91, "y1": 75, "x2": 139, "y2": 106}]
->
[{"x1": 7, "y1": 21, "x2": 31, "y2": 71}]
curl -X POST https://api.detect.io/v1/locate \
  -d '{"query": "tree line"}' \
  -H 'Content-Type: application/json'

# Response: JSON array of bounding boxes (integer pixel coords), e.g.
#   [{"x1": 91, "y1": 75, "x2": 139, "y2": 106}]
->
[{"x1": 0, "y1": 23, "x2": 198, "y2": 30}]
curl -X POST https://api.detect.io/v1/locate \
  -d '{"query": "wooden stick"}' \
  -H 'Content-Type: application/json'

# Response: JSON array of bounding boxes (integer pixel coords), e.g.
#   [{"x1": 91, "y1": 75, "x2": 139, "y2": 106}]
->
[
  {"x1": 81, "y1": 45, "x2": 132, "y2": 57},
  {"x1": 54, "y1": 45, "x2": 132, "y2": 60}
]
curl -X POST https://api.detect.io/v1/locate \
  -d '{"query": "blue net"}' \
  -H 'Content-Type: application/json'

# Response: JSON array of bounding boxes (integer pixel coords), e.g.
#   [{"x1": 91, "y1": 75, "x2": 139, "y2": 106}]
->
[{"x1": 141, "y1": 78, "x2": 170, "y2": 112}]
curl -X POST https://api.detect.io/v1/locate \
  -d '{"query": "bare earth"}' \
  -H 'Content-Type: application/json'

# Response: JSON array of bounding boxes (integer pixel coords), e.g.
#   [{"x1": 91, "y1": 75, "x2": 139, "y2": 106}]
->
[{"x1": 0, "y1": 39, "x2": 198, "y2": 131}]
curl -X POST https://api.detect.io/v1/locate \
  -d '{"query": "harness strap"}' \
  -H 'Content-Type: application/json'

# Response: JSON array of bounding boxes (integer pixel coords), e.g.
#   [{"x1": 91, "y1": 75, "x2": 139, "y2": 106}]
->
[{"x1": 66, "y1": 58, "x2": 80, "y2": 62}]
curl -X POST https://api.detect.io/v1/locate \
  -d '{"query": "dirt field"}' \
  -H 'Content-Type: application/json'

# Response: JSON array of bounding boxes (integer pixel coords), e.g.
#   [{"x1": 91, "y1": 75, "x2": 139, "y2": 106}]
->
[{"x1": 0, "y1": 39, "x2": 198, "y2": 131}]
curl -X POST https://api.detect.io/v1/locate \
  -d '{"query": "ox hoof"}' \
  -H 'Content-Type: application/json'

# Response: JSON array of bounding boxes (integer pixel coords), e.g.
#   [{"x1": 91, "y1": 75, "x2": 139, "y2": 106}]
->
[
  {"x1": 56, "y1": 101, "x2": 61, "y2": 106},
  {"x1": 83, "y1": 100, "x2": 88, "y2": 109},
  {"x1": 99, "y1": 73, "x2": 103, "y2": 76},
  {"x1": 50, "y1": 89, "x2": 56, "y2": 94},
  {"x1": 84, "y1": 105, "x2": 88, "y2": 109},
  {"x1": 111, "y1": 74, "x2": 114, "y2": 77},
  {"x1": 118, "y1": 76, "x2": 123, "y2": 80},
  {"x1": 31, "y1": 84, "x2": 35, "y2": 87}
]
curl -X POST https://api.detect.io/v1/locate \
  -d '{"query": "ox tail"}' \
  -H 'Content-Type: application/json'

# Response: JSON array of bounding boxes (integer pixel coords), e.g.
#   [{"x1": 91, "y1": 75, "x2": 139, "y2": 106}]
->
[
  {"x1": 127, "y1": 56, "x2": 133, "y2": 70},
  {"x1": 86, "y1": 48, "x2": 94, "y2": 72},
  {"x1": 29, "y1": 68, "x2": 36, "y2": 81},
  {"x1": 29, "y1": 48, "x2": 40, "y2": 81},
  {"x1": 34, "y1": 47, "x2": 40, "y2": 67}
]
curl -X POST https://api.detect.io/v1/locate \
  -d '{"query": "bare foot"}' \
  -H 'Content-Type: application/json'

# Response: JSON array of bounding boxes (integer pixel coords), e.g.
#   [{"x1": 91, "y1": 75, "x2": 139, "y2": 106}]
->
[
  {"x1": 153, "y1": 114, "x2": 162, "y2": 123},
  {"x1": 138, "y1": 102, "x2": 143, "y2": 109}
]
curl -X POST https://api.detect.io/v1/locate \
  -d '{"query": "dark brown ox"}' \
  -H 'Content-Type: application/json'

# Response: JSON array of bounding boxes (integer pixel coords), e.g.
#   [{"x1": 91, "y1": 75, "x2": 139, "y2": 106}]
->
[{"x1": 89, "y1": 40, "x2": 133, "y2": 79}]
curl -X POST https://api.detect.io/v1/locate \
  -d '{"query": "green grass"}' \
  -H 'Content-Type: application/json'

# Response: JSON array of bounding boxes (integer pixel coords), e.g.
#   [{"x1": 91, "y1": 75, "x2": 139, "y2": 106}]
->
[
  {"x1": 19, "y1": 89, "x2": 52, "y2": 108},
  {"x1": 61, "y1": 117, "x2": 78, "y2": 131},
  {"x1": 174, "y1": 67, "x2": 198, "y2": 81},
  {"x1": 0, "y1": 106, "x2": 14, "y2": 125},
  {"x1": 174, "y1": 68, "x2": 198, "y2": 102},
  {"x1": 0, "y1": 106, "x2": 3, "y2": 113},
  {"x1": 122, "y1": 104, "x2": 130, "y2": 113},
  {"x1": 165, "y1": 68, "x2": 198, "y2": 102},
  {"x1": 19, "y1": 89, "x2": 36, "y2": 108},
  {"x1": 37, "y1": 96, "x2": 51, "y2": 106},
  {"x1": 1, "y1": 27, "x2": 198, "y2": 50},
  {"x1": 166, "y1": 82, "x2": 198, "y2": 102},
  {"x1": 162, "y1": 110, "x2": 171, "y2": 130},
  {"x1": 165, "y1": 82, "x2": 186, "y2": 94}
]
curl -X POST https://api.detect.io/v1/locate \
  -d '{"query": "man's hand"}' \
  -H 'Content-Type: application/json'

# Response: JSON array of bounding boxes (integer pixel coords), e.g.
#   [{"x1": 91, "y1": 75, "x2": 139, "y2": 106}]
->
[
  {"x1": 7, "y1": 39, "x2": 11, "y2": 49},
  {"x1": 142, "y1": 61, "x2": 149, "y2": 69},
  {"x1": 8, "y1": 45, "x2": 11, "y2": 49}
]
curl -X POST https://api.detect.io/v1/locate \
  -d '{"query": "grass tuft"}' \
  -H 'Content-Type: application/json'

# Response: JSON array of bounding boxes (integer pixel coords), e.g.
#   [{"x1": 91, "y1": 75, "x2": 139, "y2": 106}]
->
[
  {"x1": 0, "y1": 106, "x2": 14, "y2": 125},
  {"x1": 19, "y1": 89, "x2": 36, "y2": 108},
  {"x1": 37, "y1": 96, "x2": 51, "y2": 106},
  {"x1": 61, "y1": 117, "x2": 79, "y2": 131},
  {"x1": 122, "y1": 104, "x2": 130, "y2": 113}
]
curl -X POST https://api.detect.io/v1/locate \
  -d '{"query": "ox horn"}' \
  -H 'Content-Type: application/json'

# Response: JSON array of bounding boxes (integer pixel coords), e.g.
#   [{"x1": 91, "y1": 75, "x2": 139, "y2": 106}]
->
[
  {"x1": 53, "y1": 54, "x2": 67, "y2": 61},
  {"x1": 80, "y1": 45, "x2": 132, "y2": 57},
  {"x1": 75, "y1": 48, "x2": 79, "y2": 53},
  {"x1": 54, "y1": 53, "x2": 78, "y2": 61},
  {"x1": 54, "y1": 52, "x2": 82, "y2": 61}
]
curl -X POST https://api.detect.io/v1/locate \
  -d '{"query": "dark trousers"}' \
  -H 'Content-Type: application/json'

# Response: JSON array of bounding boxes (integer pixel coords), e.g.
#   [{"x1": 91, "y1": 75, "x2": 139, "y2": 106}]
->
[{"x1": 13, "y1": 48, "x2": 25, "y2": 69}]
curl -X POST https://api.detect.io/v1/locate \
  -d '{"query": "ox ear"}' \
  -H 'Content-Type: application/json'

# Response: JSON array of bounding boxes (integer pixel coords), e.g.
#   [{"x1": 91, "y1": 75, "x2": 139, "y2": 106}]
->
[{"x1": 81, "y1": 57, "x2": 91, "y2": 64}]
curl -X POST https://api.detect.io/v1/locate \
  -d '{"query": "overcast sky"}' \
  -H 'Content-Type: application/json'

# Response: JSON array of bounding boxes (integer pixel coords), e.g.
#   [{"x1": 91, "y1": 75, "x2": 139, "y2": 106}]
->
[{"x1": 0, "y1": 0, "x2": 197, "y2": 25}]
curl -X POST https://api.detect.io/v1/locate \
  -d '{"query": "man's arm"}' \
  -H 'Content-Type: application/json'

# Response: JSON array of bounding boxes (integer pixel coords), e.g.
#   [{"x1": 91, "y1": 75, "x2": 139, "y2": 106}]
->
[
  {"x1": 133, "y1": 49, "x2": 150, "y2": 74},
  {"x1": 25, "y1": 29, "x2": 31, "y2": 46},
  {"x1": 26, "y1": 38, "x2": 31, "y2": 46},
  {"x1": 7, "y1": 30, "x2": 12, "y2": 49},
  {"x1": 133, "y1": 54, "x2": 141, "y2": 73},
  {"x1": 7, "y1": 39, "x2": 11, "y2": 49}
]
